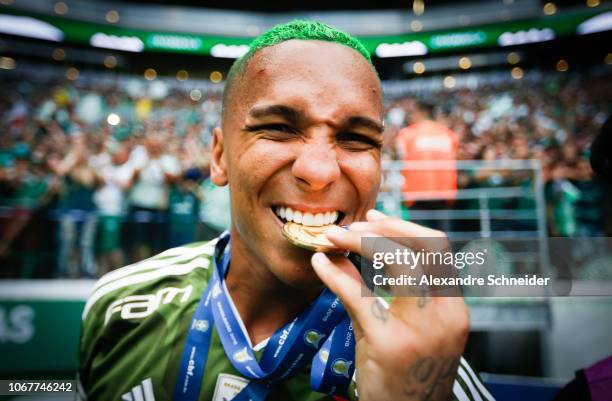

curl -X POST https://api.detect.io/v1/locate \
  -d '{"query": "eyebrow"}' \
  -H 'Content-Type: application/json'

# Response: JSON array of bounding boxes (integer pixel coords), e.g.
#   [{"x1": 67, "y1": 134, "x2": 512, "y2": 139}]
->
[
  {"x1": 248, "y1": 105, "x2": 305, "y2": 125},
  {"x1": 345, "y1": 116, "x2": 384, "y2": 133},
  {"x1": 247, "y1": 104, "x2": 384, "y2": 133}
]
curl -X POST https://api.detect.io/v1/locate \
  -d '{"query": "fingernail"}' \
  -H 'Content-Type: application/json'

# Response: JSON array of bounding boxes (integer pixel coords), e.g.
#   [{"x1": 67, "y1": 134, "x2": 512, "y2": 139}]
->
[
  {"x1": 312, "y1": 252, "x2": 328, "y2": 265},
  {"x1": 349, "y1": 222, "x2": 369, "y2": 231},
  {"x1": 367, "y1": 209, "x2": 387, "y2": 221}
]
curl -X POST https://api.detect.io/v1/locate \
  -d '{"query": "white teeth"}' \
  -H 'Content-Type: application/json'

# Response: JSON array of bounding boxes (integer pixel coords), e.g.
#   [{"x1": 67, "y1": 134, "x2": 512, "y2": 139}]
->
[
  {"x1": 303, "y1": 212, "x2": 314, "y2": 226},
  {"x1": 313, "y1": 213, "x2": 324, "y2": 226},
  {"x1": 323, "y1": 213, "x2": 331, "y2": 225},
  {"x1": 275, "y1": 206, "x2": 340, "y2": 226}
]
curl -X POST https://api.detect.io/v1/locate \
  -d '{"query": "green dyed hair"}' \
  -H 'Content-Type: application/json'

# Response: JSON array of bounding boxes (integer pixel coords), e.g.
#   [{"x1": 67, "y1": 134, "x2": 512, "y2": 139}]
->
[
  {"x1": 244, "y1": 20, "x2": 371, "y2": 66},
  {"x1": 222, "y1": 20, "x2": 373, "y2": 119}
]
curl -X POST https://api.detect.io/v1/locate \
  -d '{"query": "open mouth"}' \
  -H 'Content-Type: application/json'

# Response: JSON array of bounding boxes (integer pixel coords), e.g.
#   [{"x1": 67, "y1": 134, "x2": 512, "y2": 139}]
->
[
  {"x1": 272, "y1": 206, "x2": 344, "y2": 227},
  {"x1": 272, "y1": 206, "x2": 344, "y2": 252}
]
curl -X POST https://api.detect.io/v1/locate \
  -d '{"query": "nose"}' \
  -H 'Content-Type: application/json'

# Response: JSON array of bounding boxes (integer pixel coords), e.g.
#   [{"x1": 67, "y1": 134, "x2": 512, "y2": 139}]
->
[{"x1": 291, "y1": 139, "x2": 341, "y2": 191}]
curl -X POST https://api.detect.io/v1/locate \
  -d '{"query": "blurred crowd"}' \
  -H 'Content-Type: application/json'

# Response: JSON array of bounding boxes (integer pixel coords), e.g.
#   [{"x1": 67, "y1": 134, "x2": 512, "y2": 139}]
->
[
  {"x1": 384, "y1": 76, "x2": 610, "y2": 236},
  {"x1": 0, "y1": 71, "x2": 610, "y2": 278},
  {"x1": 0, "y1": 76, "x2": 231, "y2": 278}
]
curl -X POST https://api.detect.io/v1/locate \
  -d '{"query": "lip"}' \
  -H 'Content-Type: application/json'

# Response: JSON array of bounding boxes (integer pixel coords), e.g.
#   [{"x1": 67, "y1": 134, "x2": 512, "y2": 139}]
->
[
  {"x1": 274, "y1": 204, "x2": 345, "y2": 214},
  {"x1": 271, "y1": 207, "x2": 285, "y2": 227}
]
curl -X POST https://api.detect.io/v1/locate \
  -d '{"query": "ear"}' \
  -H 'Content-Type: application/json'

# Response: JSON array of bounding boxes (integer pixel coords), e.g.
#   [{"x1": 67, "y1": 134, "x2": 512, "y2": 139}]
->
[{"x1": 210, "y1": 126, "x2": 228, "y2": 186}]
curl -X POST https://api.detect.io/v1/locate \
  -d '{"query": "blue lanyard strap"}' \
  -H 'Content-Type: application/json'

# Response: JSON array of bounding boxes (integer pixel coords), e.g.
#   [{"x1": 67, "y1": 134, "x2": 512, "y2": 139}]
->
[
  {"x1": 311, "y1": 316, "x2": 356, "y2": 395},
  {"x1": 173, "y1": 237, "x2": 228, "y2": 401},
  {"x1": 173, "y1": 233, "x2": 355, "y2": 401}
]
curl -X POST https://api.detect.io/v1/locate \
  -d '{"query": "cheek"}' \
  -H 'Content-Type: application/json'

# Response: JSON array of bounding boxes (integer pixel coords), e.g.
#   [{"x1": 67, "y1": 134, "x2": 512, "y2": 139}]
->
[
  {"x1": 228, "y1": 140, "x2": 293, "y2": 199},
  {"x1": 341, "y1": 153, "x2": 381, "y2": 201}
]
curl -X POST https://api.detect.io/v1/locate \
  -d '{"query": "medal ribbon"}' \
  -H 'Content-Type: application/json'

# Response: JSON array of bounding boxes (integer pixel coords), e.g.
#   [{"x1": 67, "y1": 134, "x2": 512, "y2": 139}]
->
[{"x1": 174, "y1": 232, "x2": 356, "y2": 401}]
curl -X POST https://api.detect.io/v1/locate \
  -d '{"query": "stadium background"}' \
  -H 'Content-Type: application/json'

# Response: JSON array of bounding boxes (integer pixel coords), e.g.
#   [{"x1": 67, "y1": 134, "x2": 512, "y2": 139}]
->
[{"x1": 0, "y1": 0, "x2": 611, "y2": 400}]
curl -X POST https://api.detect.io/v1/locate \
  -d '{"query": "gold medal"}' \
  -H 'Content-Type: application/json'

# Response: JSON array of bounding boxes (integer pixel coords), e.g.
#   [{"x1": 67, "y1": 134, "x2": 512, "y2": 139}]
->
[{"x1": 282, "y1": 221, "x2": 339, "y2": 253}]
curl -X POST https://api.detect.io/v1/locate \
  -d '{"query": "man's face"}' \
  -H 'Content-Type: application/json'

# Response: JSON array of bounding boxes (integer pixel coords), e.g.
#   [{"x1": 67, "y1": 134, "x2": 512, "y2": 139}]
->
[{"x1": 212, "y1": 40, "x2": 384, "y2": 288}]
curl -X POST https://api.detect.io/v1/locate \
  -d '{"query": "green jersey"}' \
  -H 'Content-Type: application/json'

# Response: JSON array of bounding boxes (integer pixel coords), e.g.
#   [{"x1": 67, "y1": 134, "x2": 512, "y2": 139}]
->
[{"x1": 78, "y1": 237, "x2": 493, "y2": 401}]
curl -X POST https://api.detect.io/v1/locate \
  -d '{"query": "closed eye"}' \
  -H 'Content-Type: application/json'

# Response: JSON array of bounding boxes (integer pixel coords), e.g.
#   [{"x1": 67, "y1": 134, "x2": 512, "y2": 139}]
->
[
  {"x1": 244, "y1": 123, "x2": 297, "y2": 134},
  {"x1": 337, "y1": 132, "x2": 382, "y2": 150}
]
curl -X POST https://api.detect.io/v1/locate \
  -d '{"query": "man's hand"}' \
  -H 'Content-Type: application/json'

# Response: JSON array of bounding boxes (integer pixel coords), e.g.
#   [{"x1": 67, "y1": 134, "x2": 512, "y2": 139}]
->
[{"x1": 311, "y1": 209, "x2": 469, "y2": 401}]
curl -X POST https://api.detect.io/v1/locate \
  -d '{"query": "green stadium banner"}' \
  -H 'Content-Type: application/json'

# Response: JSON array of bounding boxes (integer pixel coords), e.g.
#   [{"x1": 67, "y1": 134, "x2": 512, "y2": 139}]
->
[
  {"x1": 0, "y1": 6, "x2": 611, "y2": 57},
  {"x1": 0, "y1": 281, "x2": 93, "y2": 376},
  {"x1": 0, "y1": 301, "x2": 83, "y2": 374}
]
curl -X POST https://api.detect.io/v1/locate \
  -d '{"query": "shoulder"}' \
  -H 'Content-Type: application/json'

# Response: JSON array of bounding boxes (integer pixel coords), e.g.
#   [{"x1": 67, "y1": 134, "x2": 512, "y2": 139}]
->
[
  {"x1": 81, "y1": 238, "x2": 218, "y2": 330},
  {"x1": 78, "y1": 238, "x2": 220, "y2": 399},
  {"x1": 396, "y1": 126, "x2": 420, "y2": 147},
  {"x1": 396, "y1": 127, "x2": 412, "y2": 140},
  {"x1": 78, "y1": 240, "x2": 222, "y2": 399}
]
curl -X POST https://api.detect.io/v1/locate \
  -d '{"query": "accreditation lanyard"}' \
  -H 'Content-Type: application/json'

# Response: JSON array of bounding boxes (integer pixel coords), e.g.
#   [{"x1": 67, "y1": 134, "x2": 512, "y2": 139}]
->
[{"x1": 173, "y1": 233, "x2": 356, "y2": 401}]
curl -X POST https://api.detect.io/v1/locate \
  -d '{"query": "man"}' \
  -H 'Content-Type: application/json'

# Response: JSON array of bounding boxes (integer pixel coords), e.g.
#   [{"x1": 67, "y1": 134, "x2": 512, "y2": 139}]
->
[
  {"x1": 395, "y1": 100, "x2": 459, "y2": 231},
  {"x1": 395, "y1": 101, "x2": 458, "y2": 200},
  {"x1": 126, "y1": 133, "x2": 181, "y2": 260},
  {"x1": 78, "y1": 21, "x2": 494, "y2": 401}
]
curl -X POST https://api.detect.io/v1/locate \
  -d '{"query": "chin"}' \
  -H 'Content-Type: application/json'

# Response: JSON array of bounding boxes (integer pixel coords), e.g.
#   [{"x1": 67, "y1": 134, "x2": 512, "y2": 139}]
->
[
  {"x1": 276, "y1": 270, "x2": 324, "y2": 291},
  {"x1": 268, "y1": 245, "x2": 324, "y2": 290}
]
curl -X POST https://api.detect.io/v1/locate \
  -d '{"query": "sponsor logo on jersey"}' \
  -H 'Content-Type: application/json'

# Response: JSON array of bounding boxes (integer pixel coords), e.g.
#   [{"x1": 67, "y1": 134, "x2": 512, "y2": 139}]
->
[
  {"x1": 304, "y1": 329, "x2": 325, "y2": 348},
  {"x1": 232, "y1": 347, "x2": 254, "y2": 363},
  {"x1": 192, "y1": 319, "x2": 210, "y2": 332},
  {"x1": 105, "y1": 285, "x2": 193, "y2": 325},
  {"x1": 331, "y1": 358, "x2": 352, "y2": 378},
  {"x1": 121, "y1": 377, "x2": 155, "y2": 401},
  {"x1": 212, "y1": 373, "x2": 249, "y2": 401}
]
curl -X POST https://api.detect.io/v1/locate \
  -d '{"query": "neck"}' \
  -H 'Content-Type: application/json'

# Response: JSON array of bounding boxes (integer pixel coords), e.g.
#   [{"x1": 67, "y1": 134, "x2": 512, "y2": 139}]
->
[{"x1": 224, "y1": 233, "x2": 321, "y2": 346}]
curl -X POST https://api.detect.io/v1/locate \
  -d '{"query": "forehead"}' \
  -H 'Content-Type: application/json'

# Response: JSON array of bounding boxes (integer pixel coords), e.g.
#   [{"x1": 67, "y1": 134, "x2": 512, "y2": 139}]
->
[{"x1": 233, "y1": 40, "x2": 382, "y2": 123}]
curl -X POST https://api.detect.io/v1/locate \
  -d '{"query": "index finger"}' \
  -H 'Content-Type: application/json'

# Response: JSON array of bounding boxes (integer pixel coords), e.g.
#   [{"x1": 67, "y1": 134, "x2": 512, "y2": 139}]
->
[{"x1": 351, "y1": 210, "x2": 450, "y2": 253}]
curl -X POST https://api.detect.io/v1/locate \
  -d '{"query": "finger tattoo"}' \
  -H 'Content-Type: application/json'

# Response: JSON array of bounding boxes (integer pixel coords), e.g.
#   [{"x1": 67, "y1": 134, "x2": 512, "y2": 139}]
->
[
  {"x1": 413, "y1": 358, "x2": 436, "y2": 382},
  {"x1": 417, "y1": 288, "x2": 430, "y2": 309},
  {"x1": 403, "y1": 356, "x2": 459, "y2": 401},
  {"x1": 370, "y1": 298, "x2": 389, "y2": 322}
]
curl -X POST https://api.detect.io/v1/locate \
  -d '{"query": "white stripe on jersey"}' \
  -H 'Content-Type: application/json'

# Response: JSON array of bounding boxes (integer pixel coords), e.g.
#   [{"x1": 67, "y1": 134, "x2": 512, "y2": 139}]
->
[
  {"x1": 457, "y1": 365, "x2": 483, "y2": 401},
  {"x1": 122, "y1": 378, "x2": 156, "y2": 401},
  {"x1": 157, "y1": 244, "x2": 211, "y2": 258},
  {"x1": 453, "y1": 379, "x2": 472, "y2": 401},
  {"x1": 142, "y1": 378, "x2": 156, "y2": 401},
  {"x1": 132, "y1": 383, "x2": 144, "y2": 401},
  {"x1": 82, "y1": 256, "x2": 210, "y2": 320},
  {"x1": 461, "y1": 357, "x2": 495, "y2": 401},
  {"x1": 93, "y1": 240, "x2": 216, "y2": 291}
]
